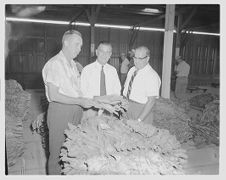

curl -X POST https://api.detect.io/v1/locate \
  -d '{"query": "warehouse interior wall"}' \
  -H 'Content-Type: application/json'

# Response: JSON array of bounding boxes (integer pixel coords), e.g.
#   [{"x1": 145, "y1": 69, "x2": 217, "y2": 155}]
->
[
  {"x1": 5, "y1": 21, "x2": 219, "y2": 89},
  {"x1": 180, "y1": 33, "x2": 219, "y2": 86}
]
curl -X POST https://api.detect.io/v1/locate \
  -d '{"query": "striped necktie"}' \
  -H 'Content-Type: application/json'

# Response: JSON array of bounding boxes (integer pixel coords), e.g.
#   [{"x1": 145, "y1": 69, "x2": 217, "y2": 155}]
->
[
  {"x1": 100, "y1": 65, "x2": 106, "y2": 96},
  {"x1": 126, "y1": 70, "x2": 138, "y2": 99}
]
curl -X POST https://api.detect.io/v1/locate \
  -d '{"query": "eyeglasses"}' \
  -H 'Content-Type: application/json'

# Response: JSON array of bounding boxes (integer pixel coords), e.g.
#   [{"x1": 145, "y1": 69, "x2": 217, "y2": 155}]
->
[{"x1": 133, "y1": 56, "x2": 148, "y2": 60}]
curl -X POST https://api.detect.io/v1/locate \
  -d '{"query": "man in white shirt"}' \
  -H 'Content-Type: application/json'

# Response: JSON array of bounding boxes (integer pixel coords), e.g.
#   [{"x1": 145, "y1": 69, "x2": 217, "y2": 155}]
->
[
  {"x1": 120, "y1": 52, "x2": 130, "y2": 86},
  {"x1": 123, "y1": 46, "x2": 161, "y2": 124},
  {"x1": 42, "y1": 30, "x2": 94, "y2": 174},
  {"x1": 174, "y1": 56, "x2": 190, "y2": 100},
  {"x1": 81, "y1": 42, "x2": 121, "y2": 99}
]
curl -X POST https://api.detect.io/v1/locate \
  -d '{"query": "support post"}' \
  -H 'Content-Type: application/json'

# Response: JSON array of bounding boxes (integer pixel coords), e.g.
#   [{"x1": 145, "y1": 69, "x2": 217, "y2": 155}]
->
[
  {"x1": 85, "y1": 5, "x2": 100, "y2": 62},
  {"x1": 90, "y1": 21, "x2": 95, "y2": 58},
  {"x1": 161, "y1": 4, "x2": 175, "y2": 98},
  {"x1": 175, "y1": 14, "x2": 182, "y2": 56}
]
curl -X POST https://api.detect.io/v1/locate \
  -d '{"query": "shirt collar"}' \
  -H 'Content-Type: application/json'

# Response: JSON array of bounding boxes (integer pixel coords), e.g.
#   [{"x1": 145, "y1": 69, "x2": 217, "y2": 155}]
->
[
  {"x1": 135, "y1": 64, "x2": 150, "y2": 73},
  {"x1": 95, "y1": 60, "x2": 107, "y2": 69}
]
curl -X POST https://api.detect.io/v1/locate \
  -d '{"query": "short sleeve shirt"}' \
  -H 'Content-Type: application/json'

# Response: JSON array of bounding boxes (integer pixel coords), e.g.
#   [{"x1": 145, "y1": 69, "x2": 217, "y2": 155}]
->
[
  {"x1": 123, "y1": 64, "x2": 161, "y2": 104},
  {"x1": 175, "y1": 61, "x2": 190, "y2": 77},
  {"x1": 42, "y1": 51, "x2": 82, "y2": 102},
  {"x1": 81, "y1": 61, "x2": 121, "y2": 98}
]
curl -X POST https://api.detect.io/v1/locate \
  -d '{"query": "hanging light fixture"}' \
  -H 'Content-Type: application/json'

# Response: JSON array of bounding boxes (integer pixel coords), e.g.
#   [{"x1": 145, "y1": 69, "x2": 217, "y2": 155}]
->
[{"x1": 142, "y1": 8, "x2": 161, "y2": 14}]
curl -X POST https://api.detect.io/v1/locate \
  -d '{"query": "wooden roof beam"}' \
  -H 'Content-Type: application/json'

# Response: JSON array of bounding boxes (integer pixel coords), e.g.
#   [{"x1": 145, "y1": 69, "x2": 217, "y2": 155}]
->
[
  {"x1": 85, "y1": 5, "x2": 101, "y2": 58},
  {"x1": 69, "y1": 8, "x2": 85, "y2": 24},
  {"x1": 179, "y1": 7, "x2": 198, "y2": 32},
  {"x1": 133, "y1": 14, "x2": 165, "y2": 27}
]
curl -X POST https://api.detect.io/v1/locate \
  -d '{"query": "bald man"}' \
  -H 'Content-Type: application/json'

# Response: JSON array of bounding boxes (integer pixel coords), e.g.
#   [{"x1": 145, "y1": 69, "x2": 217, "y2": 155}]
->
[
  {"x1": 42, "y1": 30, "x2": 94, "y2": 174},
  {"x1": 123, "y1": 46, "x2": 161, "y2": 124}
]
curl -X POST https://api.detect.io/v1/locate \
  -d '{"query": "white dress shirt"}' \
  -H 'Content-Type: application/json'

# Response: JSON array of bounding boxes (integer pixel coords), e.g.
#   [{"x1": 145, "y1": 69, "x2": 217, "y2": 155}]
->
[
  {"x1": 123, "y1": 64, "x2": 161, "y2": 104},
  {"x1": 175, "y1": 61, "x2": 190, "y2": 77},
  {"x1": 81, "y1": 61, "x2": 121, "y2": 98},
  {"x1": 42, "y1": 51, "x2": 82, "y2": 102}
]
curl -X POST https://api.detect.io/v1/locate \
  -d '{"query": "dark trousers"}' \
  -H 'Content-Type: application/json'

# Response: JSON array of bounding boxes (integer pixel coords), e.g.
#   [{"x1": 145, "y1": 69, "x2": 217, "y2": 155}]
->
[
  {"x1": 47, "y1": 102, "x2": 82, "y2": 175},
  {"x1": 120, "y1": 73, "x2": 127, "y2": 87},
  {"x1": 127, "y1": 100, "x2": 154, "y2": 124},
  {"x1": 175, "y1": 76, "x2": 188, "y2": 100}
]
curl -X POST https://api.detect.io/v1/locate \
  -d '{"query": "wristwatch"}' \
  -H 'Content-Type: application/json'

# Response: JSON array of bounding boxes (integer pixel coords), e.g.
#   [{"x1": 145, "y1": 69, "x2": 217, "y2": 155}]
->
[{"x1": 137, "y1": 118, "x2": 142, "y2": 122}]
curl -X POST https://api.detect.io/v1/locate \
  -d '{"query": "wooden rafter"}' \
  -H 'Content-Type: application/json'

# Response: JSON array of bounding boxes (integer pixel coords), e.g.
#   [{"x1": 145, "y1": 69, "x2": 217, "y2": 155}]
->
[
  {"x1": 133, "y1": 14, "x2": 165, "y2": 27},
  {"x1": 85, "y1": 5, "x2": 101, "y2": 59},
  {"x1": 69, "y1": 8, "x2": 85, "y2": 24},
  {"x1": 85, "y1": 5, "x2": 101, "y2": 24},
  {"x1": 179, "y1": 7, "x2": 198, "y2": 31}
]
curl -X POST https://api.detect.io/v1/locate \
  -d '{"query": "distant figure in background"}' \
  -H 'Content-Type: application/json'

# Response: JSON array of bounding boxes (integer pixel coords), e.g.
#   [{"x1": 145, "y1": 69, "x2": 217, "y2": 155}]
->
[
  {"x1": 123, "y1": 46, "x2": 161, "y2": 124},
  {"x1": 128, "y1": 49, "x2": 135, "y2": 69},
  {"x1": 81, "y1": 41, "x2": 121, "y2": 99},
  {"x1": 42, "y1": 30, "x2": 94, "y2": 175},
  {"x1": 120, "y1": 52, "x2": 130, "y2": 86},
  {"x1": 174, "y1": 56, "x2": 190, "y2": 100}
]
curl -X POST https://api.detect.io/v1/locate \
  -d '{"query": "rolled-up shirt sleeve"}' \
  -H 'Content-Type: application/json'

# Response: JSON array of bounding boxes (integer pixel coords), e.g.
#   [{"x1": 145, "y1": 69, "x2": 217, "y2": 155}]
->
[
  {"x1": 43, "y1": 61, "x2": 62, "y2": 87},
  {"x1": 145, "y1": 74, "x2": 161, "y2": 97}
]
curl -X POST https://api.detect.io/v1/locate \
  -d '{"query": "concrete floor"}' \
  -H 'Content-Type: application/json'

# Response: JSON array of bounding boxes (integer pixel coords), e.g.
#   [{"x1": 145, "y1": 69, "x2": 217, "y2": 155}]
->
[{"x1": 7, "y1": 88, "x2": 220, "y2": 175}]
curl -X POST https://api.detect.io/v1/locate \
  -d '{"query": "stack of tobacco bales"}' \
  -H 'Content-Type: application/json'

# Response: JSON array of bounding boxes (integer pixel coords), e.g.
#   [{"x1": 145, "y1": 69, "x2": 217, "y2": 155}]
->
[
  {"x1": 5, "y1": 111, "x2": 25, "y2": 167},
  {"x1": 5, "y1": 80, "x2": 31, "y2": 120},
  {"x1": 60, "y1": 115, "x2": 187, "y2": 175},
  {"x1": 5, "y1": 80, "x2": 31, "y2": 167},
  {"x1": 189, "y1": 100, "x2": 219, "y2": 146},
  {"x1": 31, "y1": 95, "x2": 127, "y2": 152},
  {"x1": 189, "y1": 93, "x2": 219, "y2": 110},
  {"x1": 152, "y1": 97, "x2": 193, "y2": 143}
]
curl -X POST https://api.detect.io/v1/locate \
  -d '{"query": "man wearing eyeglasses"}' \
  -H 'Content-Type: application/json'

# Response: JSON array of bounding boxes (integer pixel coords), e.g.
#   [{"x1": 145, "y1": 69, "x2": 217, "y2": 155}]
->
[{"x1": 123, "y1": 46, "x2": 161, "y2": 124}]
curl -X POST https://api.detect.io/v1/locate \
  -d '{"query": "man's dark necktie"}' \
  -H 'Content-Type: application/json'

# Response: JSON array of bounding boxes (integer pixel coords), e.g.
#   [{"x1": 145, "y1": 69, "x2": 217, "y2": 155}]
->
[
  {"x1": 100, "y1": 65, "x2": 106, "y2": 96},
  {"x1": 126, "y1": 70, "x2": 138, "y2": 99}
]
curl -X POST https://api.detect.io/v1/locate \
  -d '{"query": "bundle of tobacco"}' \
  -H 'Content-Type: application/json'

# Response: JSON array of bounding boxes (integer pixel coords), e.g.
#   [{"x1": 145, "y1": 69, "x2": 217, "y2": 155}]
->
[
  {"x1": 152, "y1": 97, "x2": 193, "y2": 143},
  {"x1": 189, "y1": 93, "x2": 219, "y2": 109},
  {"x1": 5, "y1": 109, "x2": 25, "y2": 167},
  {"x1": 5, "y1": 80, "x2": 32, "y2": 167},
  {"x1": 31, "y1": 95, "x2": 128, "y2": 153},
  {"x1": 60, "y1": 115, "x2": 187, "y2": 175},
  {"x1": 189, "y1": 100, "x2": 219, "y2": 146},
  {"x1": 30, "y1": 95, "x2": 49, "y2": 154},
  {"x1": 92, "y1": 95, "x2": 128, "y2": 117},
  {"x1": 31, "y1": 113, "x2": 49, "y2": 151},
  {"x1": 5, "y1": 80, "x2": 31, "y2": 120}
]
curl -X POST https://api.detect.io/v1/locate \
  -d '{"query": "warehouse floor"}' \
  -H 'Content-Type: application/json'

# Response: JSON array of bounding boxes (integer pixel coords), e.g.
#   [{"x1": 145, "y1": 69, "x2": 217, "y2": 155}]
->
[{"x1": 7, "y1": 87, "x2": 220, "y2": 175}]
